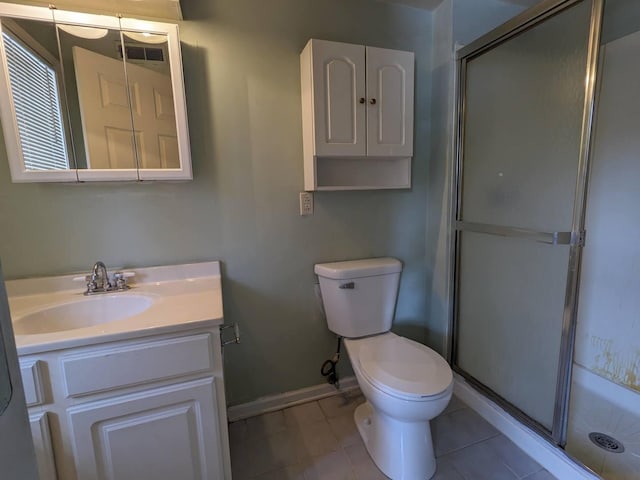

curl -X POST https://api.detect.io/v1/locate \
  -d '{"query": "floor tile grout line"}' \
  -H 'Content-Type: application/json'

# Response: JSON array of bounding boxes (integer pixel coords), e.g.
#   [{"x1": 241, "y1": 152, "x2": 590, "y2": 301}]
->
[
  {"x1": 435, "y1": 431, "x2": 503, "y2": 459},
  {"x1": 503, "y1": 459, "x2": 545, "y2": 480},
  {"x1": 521, "y1": 470, "x2": 556, "y2": 480},
  {"x1": 342, "y1": 442, "x2": 387, "y2": 480},
  {"x1": 341, "y1": 447, "x2": 361, "y2": 480},
  {"x1": 513, "y1": 464, "x2": 545, "y2": 480},
  {"x1": 448, "y1": 461, "x2": 468, "y2": 480},
  {"x1": 454, "y1": 456, "x2": 520, "y2": 480},
  {"x1": 442, "y1": 405, "x2": 470, "y2": 416}
]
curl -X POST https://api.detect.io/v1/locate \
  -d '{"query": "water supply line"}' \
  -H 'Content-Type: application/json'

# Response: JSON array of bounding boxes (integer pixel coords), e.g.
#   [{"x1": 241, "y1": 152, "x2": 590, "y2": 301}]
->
[{"x1": 321, "y1": 336, "x2": 342, "y2": 389}]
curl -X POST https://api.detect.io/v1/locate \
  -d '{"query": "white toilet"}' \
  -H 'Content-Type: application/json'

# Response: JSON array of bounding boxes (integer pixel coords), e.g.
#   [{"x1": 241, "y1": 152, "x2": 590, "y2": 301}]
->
[{"x1": 315, "y1": 257, "x2": 453, "y2": 480}]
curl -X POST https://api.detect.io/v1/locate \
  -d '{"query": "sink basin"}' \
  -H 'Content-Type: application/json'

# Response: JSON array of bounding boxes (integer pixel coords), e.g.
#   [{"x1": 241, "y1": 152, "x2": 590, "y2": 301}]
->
[{"x1": 13, "y1": 294, "x2": 154, "y2": 335}]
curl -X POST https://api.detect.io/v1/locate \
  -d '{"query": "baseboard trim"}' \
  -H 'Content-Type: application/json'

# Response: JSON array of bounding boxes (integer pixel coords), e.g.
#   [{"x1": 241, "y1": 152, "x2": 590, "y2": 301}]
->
[
  {"x1": 453, "y1": 374, "x2": 601, "y2": 480},
  {"x1": 227, "y1": 376, "x2": 359, "y2": 422}
]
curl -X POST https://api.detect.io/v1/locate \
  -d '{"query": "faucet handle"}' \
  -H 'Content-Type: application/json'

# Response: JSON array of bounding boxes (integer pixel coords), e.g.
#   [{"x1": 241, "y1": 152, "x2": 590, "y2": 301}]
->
[
  {"x1": 72, "y1": 274, "x2": 93, "y2": 282},
  {"x1": 73, "y1": 273, "x2": 99, "y2": 294},
  {"x1": 113, "y1": 271, "x2": 134, "y2": 290},
  {"x1": 87, "y1": 280, "x2": 99, "y2": 292}
]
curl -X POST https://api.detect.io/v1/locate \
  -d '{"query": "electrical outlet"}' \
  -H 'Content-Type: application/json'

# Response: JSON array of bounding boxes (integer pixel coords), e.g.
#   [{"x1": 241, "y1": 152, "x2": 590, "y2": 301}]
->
[{"x1": 299, "y1": 191, "x2": 313, "y2": 216}]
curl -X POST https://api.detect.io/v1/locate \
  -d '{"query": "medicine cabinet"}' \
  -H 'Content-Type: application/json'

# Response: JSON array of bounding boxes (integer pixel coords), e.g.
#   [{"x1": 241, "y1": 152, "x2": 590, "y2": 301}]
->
[
  {"x1": 0, "y1": 3, "x2": 192, "y2": 182},
  {"x1": 300, "y1": 39, "x2": 414, "y2": 191}
]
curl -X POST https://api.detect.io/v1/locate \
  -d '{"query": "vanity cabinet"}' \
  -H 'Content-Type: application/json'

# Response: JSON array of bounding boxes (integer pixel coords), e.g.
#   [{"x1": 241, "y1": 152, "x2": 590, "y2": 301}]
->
[
  {"x1": 19, "y1": 359, "x2": 58, "y2": 479},
  {"x1": 67, "y1": 378, "x2": 221, "y2": 479},
  {"x1": 300, "y1": 38, "x2": 414, "y2": 190},
  {"x1": 29, "y1": 412, "x2": 57, "y2": 480},
  {"x1": 19, "y1": 326, "x2": 231, "y2": 480}
]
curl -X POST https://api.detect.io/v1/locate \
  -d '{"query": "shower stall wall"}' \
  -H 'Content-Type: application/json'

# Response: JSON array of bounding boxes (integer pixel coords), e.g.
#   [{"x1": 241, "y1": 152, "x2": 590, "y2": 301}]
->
[{"x1": 565, "y1": 1, "x2": 640, "y2": 476}]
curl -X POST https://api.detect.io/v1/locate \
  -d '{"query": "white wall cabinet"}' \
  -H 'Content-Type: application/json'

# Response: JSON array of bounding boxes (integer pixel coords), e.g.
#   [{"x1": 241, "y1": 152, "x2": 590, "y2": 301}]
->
[
  {"x1": 301, "y1": 39, "x2": 414, "y2": 190},
  {"x1": 19, "y1": 327, "x2": 231, "y2": 480}
]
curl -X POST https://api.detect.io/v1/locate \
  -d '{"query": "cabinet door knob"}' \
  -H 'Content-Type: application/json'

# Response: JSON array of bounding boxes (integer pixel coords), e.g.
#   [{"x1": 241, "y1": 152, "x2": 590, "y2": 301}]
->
[
  {"x1": 370, "y1": 98, "x2": 377, "y2": 105},
  {"x1": 359, "y1": 97, "x2": 365, "y2": 104}
]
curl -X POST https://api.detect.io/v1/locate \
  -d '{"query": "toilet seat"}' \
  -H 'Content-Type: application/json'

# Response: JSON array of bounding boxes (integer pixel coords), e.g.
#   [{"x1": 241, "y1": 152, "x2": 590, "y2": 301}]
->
[{"x1": 358, "y1": 334, "x2": 452, "y2": 400}]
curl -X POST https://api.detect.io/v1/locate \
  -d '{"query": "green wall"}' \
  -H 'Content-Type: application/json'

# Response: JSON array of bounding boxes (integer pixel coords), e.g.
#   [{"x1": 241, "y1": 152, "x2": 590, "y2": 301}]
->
[{"x1": 0, "y1": 0, "x2": 433, "y2": 405}]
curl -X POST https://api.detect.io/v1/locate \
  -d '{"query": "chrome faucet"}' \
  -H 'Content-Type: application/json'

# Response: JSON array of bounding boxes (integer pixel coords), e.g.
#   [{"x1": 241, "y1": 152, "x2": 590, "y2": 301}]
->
[
  {"x1": 89, "y1": 261, "x2": 111, "y2": 292},
  {"x1": 84, "y1": 261, "x2": 131, "y2": 295}
]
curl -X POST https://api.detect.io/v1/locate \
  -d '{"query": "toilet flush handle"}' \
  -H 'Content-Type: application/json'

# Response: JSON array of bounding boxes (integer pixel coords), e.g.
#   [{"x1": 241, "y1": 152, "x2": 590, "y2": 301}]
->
[{"x1": 339, "y1": 282, "x2": 355, "y2": 289}]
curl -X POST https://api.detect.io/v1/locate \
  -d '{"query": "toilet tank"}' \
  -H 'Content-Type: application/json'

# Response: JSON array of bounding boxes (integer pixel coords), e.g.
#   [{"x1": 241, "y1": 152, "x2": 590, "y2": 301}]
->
[{"x1": 314, "y1": 258, "x2": 402, "y2": 338}]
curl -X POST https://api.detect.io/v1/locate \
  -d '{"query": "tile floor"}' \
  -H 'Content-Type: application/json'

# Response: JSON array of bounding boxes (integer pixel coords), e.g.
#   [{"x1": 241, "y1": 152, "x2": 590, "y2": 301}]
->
[{"x1": 229, "y1": 390, "x2": 557, "y2": 480}]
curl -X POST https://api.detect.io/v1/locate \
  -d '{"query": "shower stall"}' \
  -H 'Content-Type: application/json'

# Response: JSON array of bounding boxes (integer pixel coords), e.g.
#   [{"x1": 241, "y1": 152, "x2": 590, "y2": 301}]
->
[{"x1": 451, "y1": 0, "x2": 640, "y2": 478}]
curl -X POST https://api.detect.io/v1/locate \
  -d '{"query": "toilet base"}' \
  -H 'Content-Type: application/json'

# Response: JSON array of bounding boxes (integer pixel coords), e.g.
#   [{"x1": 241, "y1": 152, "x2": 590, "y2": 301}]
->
[{"x1": 354, "y1": 402, "x2": 437, "y2": 480}]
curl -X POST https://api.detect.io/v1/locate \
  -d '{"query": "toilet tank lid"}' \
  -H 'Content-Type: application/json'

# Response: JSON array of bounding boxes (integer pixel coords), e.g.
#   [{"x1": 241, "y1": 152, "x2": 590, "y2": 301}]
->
[{"x1": 314, "y1": 257, "x2": 402, "y2": 280}]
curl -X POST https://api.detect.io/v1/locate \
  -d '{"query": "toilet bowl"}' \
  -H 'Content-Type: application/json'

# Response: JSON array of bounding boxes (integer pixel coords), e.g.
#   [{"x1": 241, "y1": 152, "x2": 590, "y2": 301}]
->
[
  {"x1": 345, "y1": 333, "x2": 452, "y2": 480},
  {"x1": 314, "y1": 258, "x2": 453, "y2": 480}
]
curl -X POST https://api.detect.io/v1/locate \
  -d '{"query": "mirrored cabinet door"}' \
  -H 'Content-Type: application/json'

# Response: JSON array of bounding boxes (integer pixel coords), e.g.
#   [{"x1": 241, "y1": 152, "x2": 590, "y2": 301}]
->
[
  {"x1": 0, "y1": 15, "x2": 77, "y2": 181},
  {"x1": 120, "y1": 20, "x2": 191, "y2": 181},
  {"x1": 56, "y1": 22, "x2": 138, "y2": 181},
  {"x1": 122, "y1": 32, "x2": 177, "y2": 170}
]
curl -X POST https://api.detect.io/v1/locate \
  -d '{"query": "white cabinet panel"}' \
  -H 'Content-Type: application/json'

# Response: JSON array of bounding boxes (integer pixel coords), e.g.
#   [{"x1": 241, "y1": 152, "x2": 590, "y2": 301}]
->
[
  {"x1": 67, "y1": 377, "x2": 223, "y2": 480},
  {"x1": 29, "y1": 412, "x2": 57, "y2": 480},
  {"x1": 309, "y1": 39, "x2": 366, "y2": 157},
  {"x1": 20, "y1": 359, "x2": 46, "y2": 407},
  {"x1": 366, "y1": 47, "x2": 414, "y2": 157},
  {"x1": 61, "y1": 333, "x2": 213, "y2": 397}
]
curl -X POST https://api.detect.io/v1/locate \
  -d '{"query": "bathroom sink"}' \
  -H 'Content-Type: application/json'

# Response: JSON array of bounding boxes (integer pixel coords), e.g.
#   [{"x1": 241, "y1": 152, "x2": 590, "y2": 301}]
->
[{"x1": 13, "y1": 294, "x2": 154, "y2": 335}]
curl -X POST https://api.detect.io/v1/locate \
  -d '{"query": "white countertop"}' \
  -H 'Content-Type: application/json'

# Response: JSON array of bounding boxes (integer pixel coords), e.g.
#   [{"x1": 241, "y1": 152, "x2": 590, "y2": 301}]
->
[{"x1": 7, "y1": 261, "x2": 224, "y2": 355}]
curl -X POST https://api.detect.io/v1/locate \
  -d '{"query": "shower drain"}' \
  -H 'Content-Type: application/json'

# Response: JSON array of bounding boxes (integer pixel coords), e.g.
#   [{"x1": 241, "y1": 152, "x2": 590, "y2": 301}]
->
[{"x1": 589, "y1": 432, "x2": 625, "y2": 453}]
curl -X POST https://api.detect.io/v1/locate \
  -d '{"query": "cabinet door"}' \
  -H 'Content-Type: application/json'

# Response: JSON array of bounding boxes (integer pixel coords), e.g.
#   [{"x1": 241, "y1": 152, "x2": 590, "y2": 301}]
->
[
  {"x1": 29, "y1": 412, "x2": 58, "y2": 480},
  {"x1": 67, "y1": 378, "x2": 223, "y2": 480},
  {"x1": 366, "y1": 47, "x2": 414, "y2": 157},
  {"x1": 312, "y1": 40, "x2": 366, "y2": 157}
]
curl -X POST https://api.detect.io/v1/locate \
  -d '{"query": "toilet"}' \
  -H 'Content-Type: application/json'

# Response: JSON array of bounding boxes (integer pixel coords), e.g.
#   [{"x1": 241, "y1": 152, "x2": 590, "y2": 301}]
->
[{"x1": 315, "y1": 257, "x2": 453, "y2": 480}]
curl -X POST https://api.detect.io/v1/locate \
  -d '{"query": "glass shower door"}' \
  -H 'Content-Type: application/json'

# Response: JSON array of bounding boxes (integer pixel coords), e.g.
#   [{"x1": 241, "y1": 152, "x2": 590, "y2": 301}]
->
[{"x1": 453, "y1": 0, "x2": 600, "y2": 440}]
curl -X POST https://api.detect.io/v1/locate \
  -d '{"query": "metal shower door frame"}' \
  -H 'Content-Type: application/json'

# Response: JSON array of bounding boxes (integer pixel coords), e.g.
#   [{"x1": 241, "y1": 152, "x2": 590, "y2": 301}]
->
[{"x1": 449, "y1": 0, "x2": 604, "y2": 446}]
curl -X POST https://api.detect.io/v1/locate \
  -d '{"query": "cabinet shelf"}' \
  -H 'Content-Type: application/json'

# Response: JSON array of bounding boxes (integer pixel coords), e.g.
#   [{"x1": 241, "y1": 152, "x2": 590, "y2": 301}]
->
[{"x1": 314, "y1": 156, "x2": 411, "y2": 190}]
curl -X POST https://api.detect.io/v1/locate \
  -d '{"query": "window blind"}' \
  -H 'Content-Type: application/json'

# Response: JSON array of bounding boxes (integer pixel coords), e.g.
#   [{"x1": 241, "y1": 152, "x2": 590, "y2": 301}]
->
[{"x1": 3, "y1": 31, "x2": 69, "y2": 170}]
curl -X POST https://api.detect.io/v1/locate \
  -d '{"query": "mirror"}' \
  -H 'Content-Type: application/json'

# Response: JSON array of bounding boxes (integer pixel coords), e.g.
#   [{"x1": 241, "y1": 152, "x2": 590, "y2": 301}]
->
[
  {"x1": 0, "y1": 16, "x2": 76, "y2": 180},
  {"x1": 57, "y1": 24, "x2": 137, "y2": 180},
  {"x1": 0, "y1": 3, "x2": 191, "y2": 182},
  {"x1": 121, "y1": 31, "x2": 180, "y2": 171}
]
